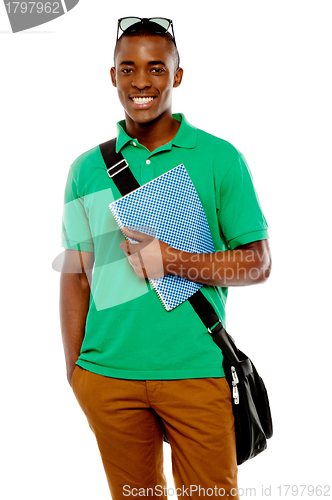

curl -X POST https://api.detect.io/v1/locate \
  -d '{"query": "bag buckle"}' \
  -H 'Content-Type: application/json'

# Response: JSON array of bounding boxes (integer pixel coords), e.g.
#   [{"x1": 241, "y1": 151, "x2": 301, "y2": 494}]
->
[
  {"x1": 231, "y1": 366, "x2": 240, "y2": 405},
  {"x1": 107, "y1": 159, "x2": 129, "y2": 178},
  {"x1": 207, "y1": 319, "x2": 222, "y2": 335}
]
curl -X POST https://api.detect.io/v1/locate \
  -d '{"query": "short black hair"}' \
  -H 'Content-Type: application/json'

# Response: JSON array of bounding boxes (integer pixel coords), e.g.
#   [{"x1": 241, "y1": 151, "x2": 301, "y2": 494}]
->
[{"x1": 114, "y1": 27, "x2": 180, "y2": 70}]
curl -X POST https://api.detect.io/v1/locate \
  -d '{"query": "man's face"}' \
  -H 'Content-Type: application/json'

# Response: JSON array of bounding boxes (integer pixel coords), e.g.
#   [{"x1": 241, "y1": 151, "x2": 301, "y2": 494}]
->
[{"x1": 111, "y1": 36, "x2": 182, "y2": 125}]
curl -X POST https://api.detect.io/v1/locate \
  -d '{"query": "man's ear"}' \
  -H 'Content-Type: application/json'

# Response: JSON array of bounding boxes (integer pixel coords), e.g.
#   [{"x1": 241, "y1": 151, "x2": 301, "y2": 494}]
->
[
  {"x1": 110, "y1": 67, "x2": 117, "y2": 87},
  {"x1": 173, "y1": 67, "x2": 183, "y2": 88}
]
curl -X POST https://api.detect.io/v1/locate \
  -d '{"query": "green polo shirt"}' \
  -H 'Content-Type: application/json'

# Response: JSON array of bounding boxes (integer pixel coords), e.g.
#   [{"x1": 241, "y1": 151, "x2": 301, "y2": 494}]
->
[{"x1": 61, "y1": 113, "x2": 269, "y2": 380}]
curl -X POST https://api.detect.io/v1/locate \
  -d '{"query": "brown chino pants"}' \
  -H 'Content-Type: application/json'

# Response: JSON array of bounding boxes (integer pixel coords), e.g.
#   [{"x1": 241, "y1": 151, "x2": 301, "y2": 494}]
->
[{"x1": 71, "y1": 366, "x2": 239, "y2": 500}]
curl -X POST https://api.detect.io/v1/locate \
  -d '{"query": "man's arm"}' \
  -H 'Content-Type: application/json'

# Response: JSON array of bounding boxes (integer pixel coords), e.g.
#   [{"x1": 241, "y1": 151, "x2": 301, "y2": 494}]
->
[
  {"x1": 60, "y1": 249, "x2": 95, "y2": 386},
  {"x1": 165, "y1": 239, "x2": 272, "y2": 286},
  {"x1": 119, "y1": 228, "x2": 271, "y2": 287}
]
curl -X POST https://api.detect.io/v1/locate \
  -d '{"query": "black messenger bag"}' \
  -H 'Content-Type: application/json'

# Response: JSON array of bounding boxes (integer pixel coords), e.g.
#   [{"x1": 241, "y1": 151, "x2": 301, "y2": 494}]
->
[
  {"x1": 187, "y1": 283, "x2": 273, "y2": 465},
  {"x1": 99, "y1": 138, "x2": 273, "y2": 465}
]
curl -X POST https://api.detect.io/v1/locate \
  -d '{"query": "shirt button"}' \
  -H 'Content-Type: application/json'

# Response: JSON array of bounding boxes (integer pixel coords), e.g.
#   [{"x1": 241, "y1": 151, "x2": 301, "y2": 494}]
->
[
  {"x1": 146, "y1": 159, "x2": 151, "y2": 165},
  {"x1": 132, "y1": 142, "x2": 137, "y2": 146}
]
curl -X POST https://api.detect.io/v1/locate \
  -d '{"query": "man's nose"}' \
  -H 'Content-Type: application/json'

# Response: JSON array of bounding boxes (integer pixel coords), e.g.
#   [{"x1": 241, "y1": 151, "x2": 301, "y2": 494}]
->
[{"x1": 131, "y1": 70, "x2": 152, "y2": 89}]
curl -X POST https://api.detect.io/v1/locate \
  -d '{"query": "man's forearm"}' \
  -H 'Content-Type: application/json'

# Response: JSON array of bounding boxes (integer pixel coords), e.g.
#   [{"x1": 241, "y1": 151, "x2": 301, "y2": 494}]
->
[
  {"x1": 60, "y1": 272, "x2": 90, "y2": 383},
  {"x1": 164, "y1": 240, "x2": 271, "y2": 287}
]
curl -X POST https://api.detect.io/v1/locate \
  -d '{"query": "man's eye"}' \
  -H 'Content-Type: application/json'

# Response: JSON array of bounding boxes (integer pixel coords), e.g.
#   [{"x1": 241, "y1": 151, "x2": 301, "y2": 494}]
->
[
  {"x1": 151, "y1": 68, "x2": 165, "y2": 74},
  {"x1": 121, "y1": 68, "x2": 133, "y2": 74}
]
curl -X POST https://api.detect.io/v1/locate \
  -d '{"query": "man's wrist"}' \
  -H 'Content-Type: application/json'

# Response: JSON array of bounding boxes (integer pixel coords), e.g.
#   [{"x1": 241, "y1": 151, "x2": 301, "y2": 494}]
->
[{"x1": 164, "y1": 246, "x2": 206, "y2": 282}]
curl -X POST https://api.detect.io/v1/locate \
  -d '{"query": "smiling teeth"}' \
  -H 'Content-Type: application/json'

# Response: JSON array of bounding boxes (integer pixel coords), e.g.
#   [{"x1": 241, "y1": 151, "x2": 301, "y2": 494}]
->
[{"x1": 132, "y1": 97, "x2": 155, "y2": 104}]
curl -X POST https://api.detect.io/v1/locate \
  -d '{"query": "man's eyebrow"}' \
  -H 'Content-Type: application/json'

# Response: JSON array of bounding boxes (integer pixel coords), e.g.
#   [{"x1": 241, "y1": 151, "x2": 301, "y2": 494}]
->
[
  {"x1": 148, "y1": 60, "x2": 166, "y2": 66},
  {"x1": 119, "y1": 60, "x2": 167, "y2": 66}
]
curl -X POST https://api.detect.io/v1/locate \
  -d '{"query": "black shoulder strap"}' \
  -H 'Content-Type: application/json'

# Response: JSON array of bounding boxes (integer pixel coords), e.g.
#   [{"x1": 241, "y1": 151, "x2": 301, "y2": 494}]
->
[
  {"x1": 99, "y1": 138, "x2": 140, "y2": 196},
  {"x1": 98, "y1": 137, "x2": 227, "y2": 345}
]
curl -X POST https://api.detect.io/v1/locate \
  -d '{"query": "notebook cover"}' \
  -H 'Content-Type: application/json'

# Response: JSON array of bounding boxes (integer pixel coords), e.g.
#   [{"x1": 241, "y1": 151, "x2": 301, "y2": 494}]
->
[{"x1": 109, "y1": 164, "x2": 215, "y2": 311}]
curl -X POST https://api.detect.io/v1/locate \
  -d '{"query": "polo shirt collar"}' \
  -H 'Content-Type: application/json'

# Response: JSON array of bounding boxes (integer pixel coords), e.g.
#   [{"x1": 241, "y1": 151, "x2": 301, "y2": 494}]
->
[{"x1": 115, "y1": 113, "x2": 197, "y2": 153}]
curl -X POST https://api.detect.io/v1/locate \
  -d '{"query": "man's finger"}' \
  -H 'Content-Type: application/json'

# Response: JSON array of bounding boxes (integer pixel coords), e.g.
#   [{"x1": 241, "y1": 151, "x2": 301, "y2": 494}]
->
[
  {"x1": 127, "y1": 252, "x2": 147, "y2": 279},
  {"x1": 127, "y1": 256, "x2": 134, "y2": 268},
  {"x1": 124, "y1": 227, "x2": 155, "y2": 241},
  {"x1": 123, "y1": 227, "x2": 142, "y2": 239},
  {"x1": 137, "y1": 251, "x2": 145, "y2": 272},
  {"x1": 125, "y1": 238, "x2": 153, "y2": 255},
  {"x1": 119, "y1": 239, "x2": 131, "y2": 255},
  {"x1": 121, "y1": 239, "x2": 145, "y2": 256}
]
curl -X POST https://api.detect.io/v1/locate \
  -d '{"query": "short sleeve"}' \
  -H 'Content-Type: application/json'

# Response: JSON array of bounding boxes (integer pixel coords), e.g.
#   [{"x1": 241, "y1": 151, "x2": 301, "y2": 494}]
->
[
  {"x1": 217, "y1": 153, "x2": 269, "y2": 250},
  {"x1": 61, "y1": 164, "x2": 94, "y2": 252}
]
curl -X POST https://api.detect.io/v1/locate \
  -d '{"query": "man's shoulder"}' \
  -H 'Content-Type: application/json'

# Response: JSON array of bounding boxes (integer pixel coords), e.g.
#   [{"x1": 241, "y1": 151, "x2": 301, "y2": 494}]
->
[
  {"x1": 195, "y1": 126, "x2": 241, "y2": 161},
  {"x1": 192, "y1": 128, "x2": 242, "y2": 170}
]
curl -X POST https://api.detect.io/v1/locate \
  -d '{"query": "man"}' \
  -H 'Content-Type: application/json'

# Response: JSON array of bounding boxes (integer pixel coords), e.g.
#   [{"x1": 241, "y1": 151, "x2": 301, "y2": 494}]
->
[{"x1": 60, "y1": 17, "x2": 271, "y2": 500}]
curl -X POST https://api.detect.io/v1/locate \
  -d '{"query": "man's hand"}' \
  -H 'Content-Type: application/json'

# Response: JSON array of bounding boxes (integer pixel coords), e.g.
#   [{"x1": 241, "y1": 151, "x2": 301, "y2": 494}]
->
[
  {"x1": 68, "y1": 364, "x2": 77, "y2": 387},
  {"x1": 60, "y1": 250, "x2": 94, "y2": 388},
  {"x1": 119, "y1": 227, "x2": 171, "y2": 279}
]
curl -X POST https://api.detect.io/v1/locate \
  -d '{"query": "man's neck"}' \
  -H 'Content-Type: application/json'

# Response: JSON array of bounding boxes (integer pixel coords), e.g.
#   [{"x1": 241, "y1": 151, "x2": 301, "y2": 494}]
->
[{"x1": 124, "y1": 112, "x2": 181, "y2": 152}]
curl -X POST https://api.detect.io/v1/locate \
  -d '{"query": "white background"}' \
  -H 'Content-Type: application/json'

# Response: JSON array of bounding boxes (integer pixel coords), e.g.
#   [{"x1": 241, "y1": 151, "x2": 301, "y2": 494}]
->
[{"x1": 1, "y1": 1, "x2": 331, "y2": 498}]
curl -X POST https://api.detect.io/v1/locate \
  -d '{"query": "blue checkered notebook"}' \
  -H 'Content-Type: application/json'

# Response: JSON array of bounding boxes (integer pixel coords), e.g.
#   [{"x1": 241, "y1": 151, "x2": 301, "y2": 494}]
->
[{"x1": 109, "y1": 164, "x2": 215, "y2": 311}]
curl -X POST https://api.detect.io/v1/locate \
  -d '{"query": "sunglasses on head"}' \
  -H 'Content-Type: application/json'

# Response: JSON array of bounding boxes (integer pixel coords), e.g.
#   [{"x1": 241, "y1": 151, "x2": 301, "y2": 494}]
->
[{"x1": 117, "y1": 17, "x2": 176, "y2": 46}]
